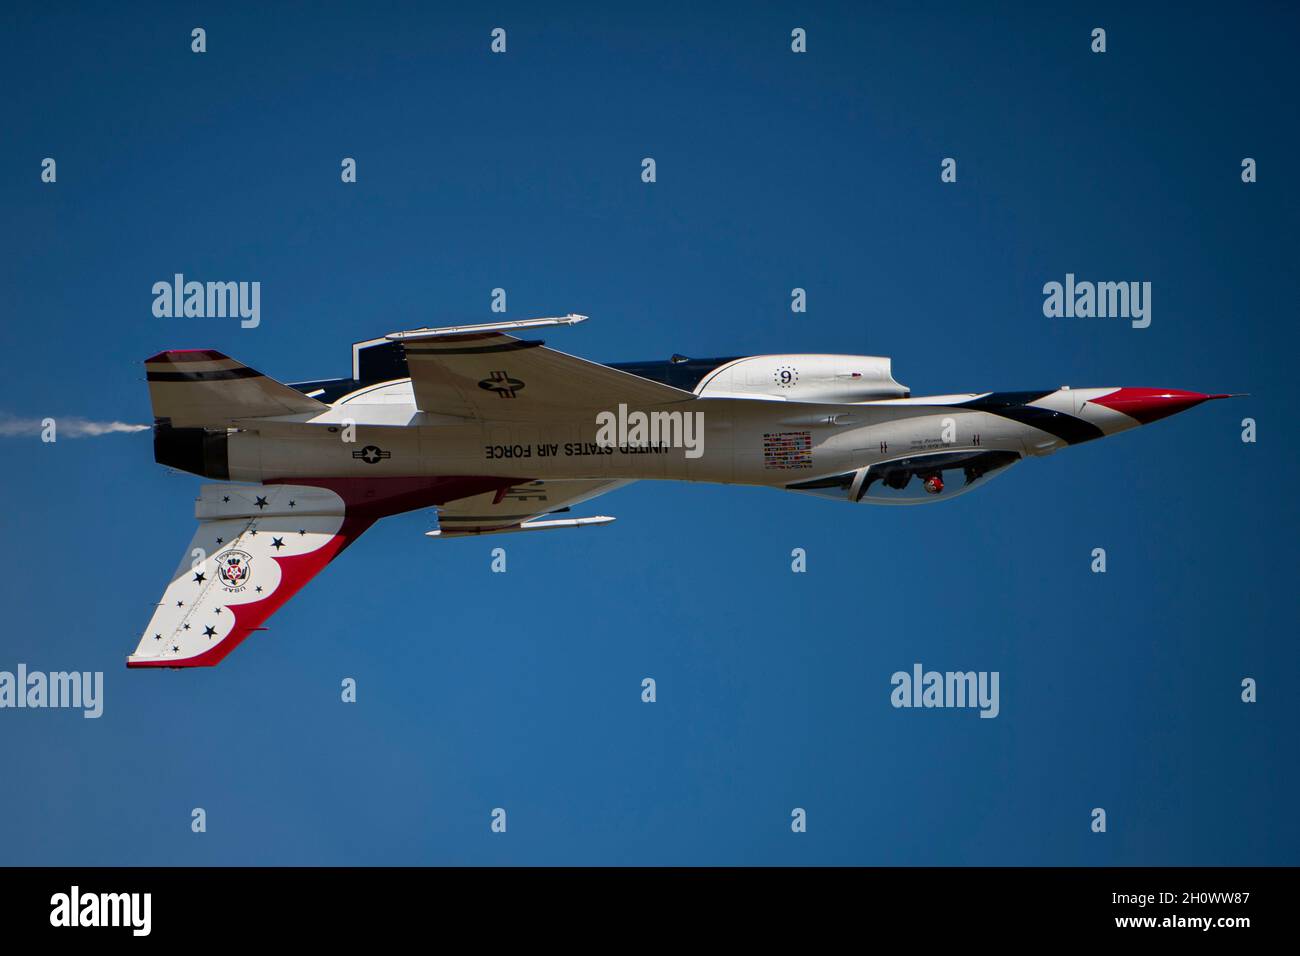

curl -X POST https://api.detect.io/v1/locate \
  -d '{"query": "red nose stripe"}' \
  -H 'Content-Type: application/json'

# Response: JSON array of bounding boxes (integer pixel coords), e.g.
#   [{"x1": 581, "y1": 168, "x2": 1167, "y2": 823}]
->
[{"x1": 1088, "y1": 388, "x2": 1223, "y2": 424}]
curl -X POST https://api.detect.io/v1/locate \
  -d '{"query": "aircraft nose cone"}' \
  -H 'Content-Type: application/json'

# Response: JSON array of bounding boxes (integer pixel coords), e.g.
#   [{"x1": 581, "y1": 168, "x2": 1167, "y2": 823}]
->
[{"x1": 1087, "y1": 388, "x2": 1230, "y2": 424}]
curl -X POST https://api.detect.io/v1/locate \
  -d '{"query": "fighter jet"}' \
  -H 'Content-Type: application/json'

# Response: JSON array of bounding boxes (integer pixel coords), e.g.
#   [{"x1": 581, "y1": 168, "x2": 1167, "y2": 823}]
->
[{"x1": 129, "y1": 314, "x2": 1231, "y2": 668}]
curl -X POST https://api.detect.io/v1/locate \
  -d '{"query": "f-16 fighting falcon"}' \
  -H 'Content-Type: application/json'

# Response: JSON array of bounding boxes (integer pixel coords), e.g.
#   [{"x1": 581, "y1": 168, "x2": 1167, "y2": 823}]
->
[{"x1": 130, "y1": 314, "x2": 1232, "y2": 668}]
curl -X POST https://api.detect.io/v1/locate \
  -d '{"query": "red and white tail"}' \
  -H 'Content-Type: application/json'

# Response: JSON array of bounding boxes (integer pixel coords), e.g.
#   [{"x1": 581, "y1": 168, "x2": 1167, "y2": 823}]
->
[
  {"x1": 127, "y1": 483, "x2": 369, "y2": 668},
  {"x1": 129, "y1": 476, "x2": 525, "y2": 668}
]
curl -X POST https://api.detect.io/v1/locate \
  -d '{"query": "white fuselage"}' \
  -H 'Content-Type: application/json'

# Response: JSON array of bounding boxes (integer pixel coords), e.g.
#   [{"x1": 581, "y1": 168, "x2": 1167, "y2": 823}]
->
[{"x1": 224, "y1": 380, "x2": 1125, "y2": 488}]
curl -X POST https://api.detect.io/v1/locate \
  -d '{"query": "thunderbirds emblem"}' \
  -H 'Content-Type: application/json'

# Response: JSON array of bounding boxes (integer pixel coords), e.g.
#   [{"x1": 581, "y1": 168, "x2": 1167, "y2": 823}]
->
[{"x1": 217, "y1": 549, "x2": 253, "y2": 592}]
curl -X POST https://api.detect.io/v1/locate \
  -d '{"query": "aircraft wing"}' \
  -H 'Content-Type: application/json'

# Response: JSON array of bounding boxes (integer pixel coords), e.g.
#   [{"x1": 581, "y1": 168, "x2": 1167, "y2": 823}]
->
[
  {"x1": 388, "y1": 315, "x2": 695, "y2": 421},
  {"x1": 431, "y1": 478, "x2": 631, "y2": 537},
  {"x1": 127, "y1": 483, "x2": 368, "y2": 668}
]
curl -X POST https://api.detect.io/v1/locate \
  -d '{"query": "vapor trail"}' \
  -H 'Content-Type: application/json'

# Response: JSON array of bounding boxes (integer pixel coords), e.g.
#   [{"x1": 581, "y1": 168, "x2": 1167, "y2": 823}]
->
[{"x1": 0, "y1": 415, "x2": 150, "y2": 438}]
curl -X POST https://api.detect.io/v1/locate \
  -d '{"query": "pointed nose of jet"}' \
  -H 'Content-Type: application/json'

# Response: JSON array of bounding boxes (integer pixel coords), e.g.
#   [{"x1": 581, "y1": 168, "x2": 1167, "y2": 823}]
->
[{"x1": 1086, "y1": 388, "x2": 1233, "y2": 425}]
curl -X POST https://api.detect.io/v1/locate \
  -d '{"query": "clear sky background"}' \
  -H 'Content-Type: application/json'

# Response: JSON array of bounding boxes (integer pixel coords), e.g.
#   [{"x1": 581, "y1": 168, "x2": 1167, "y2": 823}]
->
[{"x1": 1, "y1": 2, "x2": 1296, "y2": 865}]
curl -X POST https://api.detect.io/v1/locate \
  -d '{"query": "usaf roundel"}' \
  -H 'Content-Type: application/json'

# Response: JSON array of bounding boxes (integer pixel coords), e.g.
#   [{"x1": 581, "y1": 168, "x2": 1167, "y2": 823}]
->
[{"x1": 217, "y1": 549, "x2": 254, "y2": 592}]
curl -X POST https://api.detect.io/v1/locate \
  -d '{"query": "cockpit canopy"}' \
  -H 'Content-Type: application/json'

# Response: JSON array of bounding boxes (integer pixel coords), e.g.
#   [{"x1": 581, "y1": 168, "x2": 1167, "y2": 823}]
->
[{"x1": 787, "y1": 450, "x2": 1021, "y2": 505}]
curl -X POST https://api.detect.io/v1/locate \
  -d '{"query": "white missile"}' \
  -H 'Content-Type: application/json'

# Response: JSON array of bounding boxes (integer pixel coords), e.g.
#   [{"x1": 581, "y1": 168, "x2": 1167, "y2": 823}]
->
[{"x1": 426, "y1": 515, "x2": 616, "y2": 538}]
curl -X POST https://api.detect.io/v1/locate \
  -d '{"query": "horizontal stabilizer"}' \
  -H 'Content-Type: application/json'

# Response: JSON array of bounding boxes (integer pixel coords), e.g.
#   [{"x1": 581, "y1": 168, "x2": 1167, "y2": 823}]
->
[{"x1": 146, "y1": 350, "x2": 328, "y2": 428}]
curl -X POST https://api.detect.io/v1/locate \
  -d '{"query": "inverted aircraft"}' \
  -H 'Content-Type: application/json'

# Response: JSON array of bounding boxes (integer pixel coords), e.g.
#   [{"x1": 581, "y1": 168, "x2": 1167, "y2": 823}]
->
[{"x1": 130, "y1": 315, "x2": 1230, "y2": 667}]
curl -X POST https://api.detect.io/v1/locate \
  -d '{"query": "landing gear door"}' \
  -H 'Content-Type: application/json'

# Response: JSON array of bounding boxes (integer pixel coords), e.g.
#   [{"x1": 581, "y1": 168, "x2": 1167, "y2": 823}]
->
[{"x1": 856, "y1": 450, "x2": 1021, "y2": 504}]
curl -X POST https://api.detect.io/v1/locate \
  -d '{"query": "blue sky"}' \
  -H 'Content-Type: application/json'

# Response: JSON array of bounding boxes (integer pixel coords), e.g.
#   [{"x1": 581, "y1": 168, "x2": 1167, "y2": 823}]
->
[{"x1": 1, "y1": 1, "x2": 1296, "y2": 865}]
